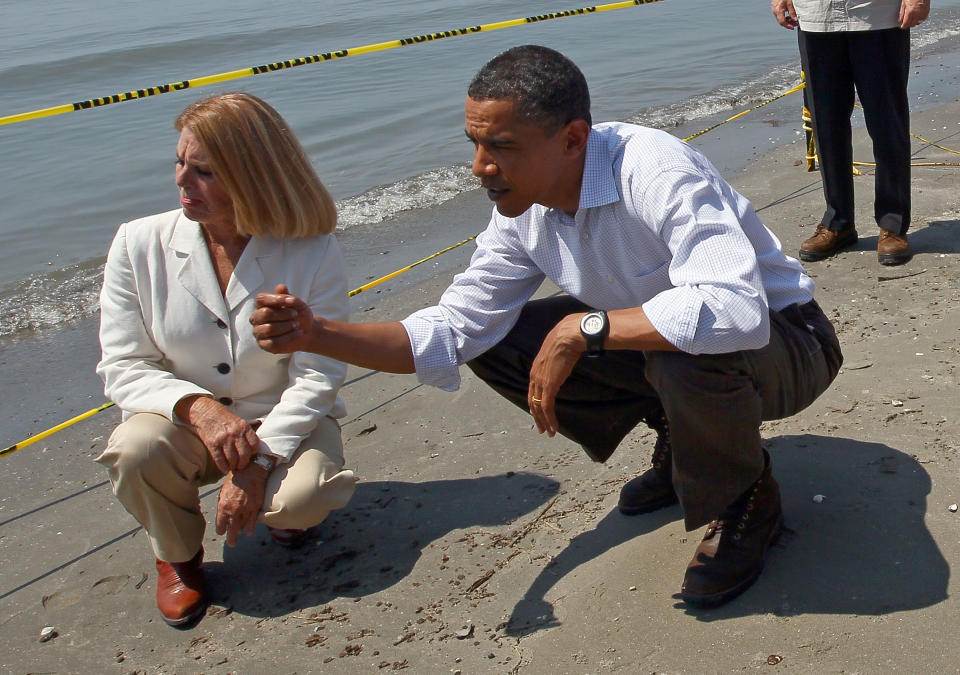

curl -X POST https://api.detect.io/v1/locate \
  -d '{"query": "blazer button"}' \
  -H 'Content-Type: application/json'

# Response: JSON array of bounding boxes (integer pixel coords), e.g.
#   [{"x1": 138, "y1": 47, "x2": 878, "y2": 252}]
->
[
  {"x1": 216, "y1": 362, "x2": 231, "y2": 374},
  {"x1": 216, "y1": 319, "x2": 227, "y2": 329},
  {"x1": 218, "y1": 396, "x2": 233, "y2": 405}
]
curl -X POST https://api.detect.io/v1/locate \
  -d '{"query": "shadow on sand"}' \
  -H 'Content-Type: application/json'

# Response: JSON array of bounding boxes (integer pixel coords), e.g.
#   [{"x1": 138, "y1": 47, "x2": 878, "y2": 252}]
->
[
  {"x1": 504, "y1": 434, "x2": 949, "y2": 635},
  {"x1": 210, "y1": 472, "x2": 560, "y2": 617},
  {"x1": 855, "y1": 218, "x2": 960, "y2": 257}
]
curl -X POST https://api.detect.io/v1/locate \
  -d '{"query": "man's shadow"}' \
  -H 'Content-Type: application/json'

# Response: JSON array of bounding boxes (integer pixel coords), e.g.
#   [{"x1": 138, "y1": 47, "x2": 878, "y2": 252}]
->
[
  {"x1": 505, "y1": 435, "x2": 948, "y2": 635},
  {"x1": 210, "y1": 472, "x2": 559, "y2": 617},
  {"x1": 856, "y1": 218, "x2": 960, "y2": 256}
]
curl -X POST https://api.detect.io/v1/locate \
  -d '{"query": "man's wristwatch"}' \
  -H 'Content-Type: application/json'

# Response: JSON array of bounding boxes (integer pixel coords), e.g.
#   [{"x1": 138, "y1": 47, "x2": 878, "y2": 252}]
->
[
  {"x1": 251, "y1": 453, "x2": 276, "y2": 473},
  {"x1": 580, "y1": 310, "x2": 609, "y2": 357}
]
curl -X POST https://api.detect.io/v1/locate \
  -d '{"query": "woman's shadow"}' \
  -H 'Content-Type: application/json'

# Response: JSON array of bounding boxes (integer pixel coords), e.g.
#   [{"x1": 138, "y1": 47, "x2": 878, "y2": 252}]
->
[
  {"x1": 210, "y1": 471, "x2": 559, "y2": 616},
  {"x1": 504, "y1": 434, "x2": 949, "y2": 635}
]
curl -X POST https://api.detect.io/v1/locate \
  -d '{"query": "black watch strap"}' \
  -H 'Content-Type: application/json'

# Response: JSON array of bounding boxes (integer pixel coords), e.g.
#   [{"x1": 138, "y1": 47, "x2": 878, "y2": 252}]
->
[{"x1": 580, "y1": 310, "x2": 609, "y2": 355}]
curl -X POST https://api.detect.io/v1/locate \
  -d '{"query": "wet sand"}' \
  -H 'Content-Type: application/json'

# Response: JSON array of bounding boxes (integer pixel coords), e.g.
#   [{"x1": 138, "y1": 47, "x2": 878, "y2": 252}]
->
[{"x1": 1, "y1": 98, "x2": 959, "y2": 673}]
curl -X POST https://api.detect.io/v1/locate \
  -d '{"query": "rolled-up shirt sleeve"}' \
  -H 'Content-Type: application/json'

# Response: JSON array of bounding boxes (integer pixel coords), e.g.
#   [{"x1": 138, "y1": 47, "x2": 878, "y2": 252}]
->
[
  {"x1": 401, "y1": 220, "x2": 544, "y2": 390},
  {"x1": 638, "y1": 167, "x2": 770, "y2": 354}
]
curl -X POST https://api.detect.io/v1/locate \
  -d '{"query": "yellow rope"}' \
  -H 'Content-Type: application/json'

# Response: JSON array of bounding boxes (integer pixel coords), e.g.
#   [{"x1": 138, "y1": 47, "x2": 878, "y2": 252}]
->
[
  {"x1": 909, "y1": 131, "x2": 960, "y2": 155},
  {"x1": 6, "y1": 79, "x2": 957, "y2": 456},
  {"x1": 348, "y1": 235, "x2": 477, "y2": 297},
  {"x1": 682, "y1": 82, "x2": 805, "y2": 143},
  {"x1": 0, "y1": 0, "x2": 665, "y2": 127},
  {"x1": 812, "y1": 102, "x2": 960, "y2": 170},
  {"x1": 1, "y1": 402, "x2": 116, "y2": 458}
]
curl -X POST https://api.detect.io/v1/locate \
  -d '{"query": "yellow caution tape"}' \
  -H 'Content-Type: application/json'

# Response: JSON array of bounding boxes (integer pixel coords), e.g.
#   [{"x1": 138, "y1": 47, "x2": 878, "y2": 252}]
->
[
  {"x1": 348, "y1": 235, "x2": 477, "y2": 297},
  {"x1": 0, "y1": 0, "x2": 665, "y2": 127},
  {"x1": 909, "y1": 132, "x2": 960, "y2": 155},
  {"x1": 1, "y1": 402, "x2": 115, "y2": 459},
  {"x1": 1, "y1": 235, "x2": 479, "y2": 457},
  {"x1": 682, "y1": 81, "x2": 806, "y2": 143},
  {"x1": 8, "y1": 75, "x2": 957, "y2": 455},
  {"x1": 809, "y1": 102, "x2": 960, "y2": 171}
]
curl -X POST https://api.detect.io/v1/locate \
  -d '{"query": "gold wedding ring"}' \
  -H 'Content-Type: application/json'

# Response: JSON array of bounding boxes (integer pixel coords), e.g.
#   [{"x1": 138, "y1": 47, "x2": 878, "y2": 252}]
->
[{"x1": 531, "y1": 396, "x2": 542, "y2": 405}]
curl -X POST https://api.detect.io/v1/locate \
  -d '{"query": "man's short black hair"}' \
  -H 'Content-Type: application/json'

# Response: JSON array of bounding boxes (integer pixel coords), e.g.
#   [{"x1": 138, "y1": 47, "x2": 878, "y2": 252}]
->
[{"x1": 467, "y1": 45, "x2": 592, "y2": 133}]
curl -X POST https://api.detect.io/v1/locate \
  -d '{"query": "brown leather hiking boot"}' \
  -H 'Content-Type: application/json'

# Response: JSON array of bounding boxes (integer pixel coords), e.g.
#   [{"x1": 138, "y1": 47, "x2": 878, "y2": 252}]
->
[
  {"x1": 618, "y1": 423, "x2": 678, "y2": 516},
  {"x1": 680, "y1": 454, "x2": 782, "y2": 607},
  {"x1": 798, "y1": 224, "x2": 858, "y2": 262},
  {"x1": 155, "y1": 548, "x2": 205, "y2": 627},
  {"x1": 877, "y1": 229, "x2": 911, "y2": 266}
]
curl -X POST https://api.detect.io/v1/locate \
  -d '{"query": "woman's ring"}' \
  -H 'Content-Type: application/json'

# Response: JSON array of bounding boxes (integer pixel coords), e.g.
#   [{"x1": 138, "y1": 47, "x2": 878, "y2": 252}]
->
[{"x1": 531, "y1": 396, "x2": 542, "y2": 405}]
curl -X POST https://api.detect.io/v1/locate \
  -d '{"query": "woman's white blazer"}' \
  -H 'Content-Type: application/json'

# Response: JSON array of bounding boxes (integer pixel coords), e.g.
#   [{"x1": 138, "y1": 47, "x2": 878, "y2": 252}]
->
[{"x1": 97, "y1": 209, "x2": 348, "y2": 462}]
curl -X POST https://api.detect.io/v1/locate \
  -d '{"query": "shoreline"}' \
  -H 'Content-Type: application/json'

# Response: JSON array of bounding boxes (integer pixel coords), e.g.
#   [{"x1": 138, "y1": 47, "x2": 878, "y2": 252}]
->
[
  {"x1": 5, "y1": 30, "x2": 960, "y2": 347},
  {"x1": 2, "y1": 96, "x2": 959, "y2": 672}
]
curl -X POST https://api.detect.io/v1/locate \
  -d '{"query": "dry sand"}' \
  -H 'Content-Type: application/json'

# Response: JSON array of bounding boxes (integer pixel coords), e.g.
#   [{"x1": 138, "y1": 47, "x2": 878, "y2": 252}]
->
[{"x1": 1, "y1": 98, "x2": 959, "y2": 674}]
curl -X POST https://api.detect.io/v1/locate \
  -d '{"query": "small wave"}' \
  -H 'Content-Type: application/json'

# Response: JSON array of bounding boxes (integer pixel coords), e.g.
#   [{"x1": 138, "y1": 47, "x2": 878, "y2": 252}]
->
[
  {"x1": 332, "y1": 68, "x2": 809, "y2": 231},
  {"x1": 0, "y1": 262, "x2": 103, "y2": 343},
  {"x1": 914, "y1": 7, "x2": 960, "y2": 50},
  {"x1": 335, "y1": 163, "x2": 476, "y2": 230},
  {"x1": 626, "y1": 66, "x2": 803, "y2": 131}
]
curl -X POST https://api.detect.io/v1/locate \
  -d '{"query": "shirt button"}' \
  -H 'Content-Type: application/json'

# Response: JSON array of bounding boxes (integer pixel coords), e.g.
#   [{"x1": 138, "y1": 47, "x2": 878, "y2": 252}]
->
[
  {"x1": 218, "y1": 396, "x2": 233, "y2": 405},
  {"x1": 216, "y1": 319, "x2": 227, "y2": 329},
  {"x1": 607, "y1": 275, "x2": 614, "y2": 284},
  {"x1": 216, "y1": 363, "x2": 231, "y2": 374}
]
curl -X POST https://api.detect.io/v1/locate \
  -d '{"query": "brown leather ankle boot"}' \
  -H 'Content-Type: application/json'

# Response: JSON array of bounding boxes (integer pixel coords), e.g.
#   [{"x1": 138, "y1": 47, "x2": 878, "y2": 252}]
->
[
  {"x1": 877, "y1": 229, "x2": 911, "y2": 266},
  {"x1": 680, "y1": 453, "x2": 782, "y2": 607},
  {"x1": 155, "y1": 548, "x2": 205, "y2": 626},
  {"x1": 798, "y1": 224, "x2": 858, "y2": 261},
  {"x1": 618, "y1": 421, "x2": 678, "y2": 516}
]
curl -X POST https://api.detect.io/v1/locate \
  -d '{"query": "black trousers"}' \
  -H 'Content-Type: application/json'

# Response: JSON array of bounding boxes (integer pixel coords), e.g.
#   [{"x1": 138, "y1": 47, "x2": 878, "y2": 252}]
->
[
  {"x1": 467, "y1": 296, "x2": 842, "y2": 530},
  {"x1": 798, "y1": 27, "x2": 911, "y2": 235}
]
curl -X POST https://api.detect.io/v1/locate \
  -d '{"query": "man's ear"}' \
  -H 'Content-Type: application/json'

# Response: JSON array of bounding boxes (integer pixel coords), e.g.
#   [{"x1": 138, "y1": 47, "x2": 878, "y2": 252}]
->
[{"x1": 561, "y1": 119, "x2": 591, "y2": 156}]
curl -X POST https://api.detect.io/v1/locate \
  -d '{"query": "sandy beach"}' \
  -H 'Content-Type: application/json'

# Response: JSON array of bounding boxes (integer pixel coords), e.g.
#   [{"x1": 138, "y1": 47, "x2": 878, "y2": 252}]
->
[{"x1": 2, "y1": 97, "x2": 959, "y2": 673}]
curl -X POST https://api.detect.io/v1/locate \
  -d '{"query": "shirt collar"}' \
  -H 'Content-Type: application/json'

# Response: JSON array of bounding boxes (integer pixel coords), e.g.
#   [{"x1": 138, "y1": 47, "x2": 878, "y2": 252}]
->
[{"x1": 578, "y1": 127, "x2": 620, "y2": 210}]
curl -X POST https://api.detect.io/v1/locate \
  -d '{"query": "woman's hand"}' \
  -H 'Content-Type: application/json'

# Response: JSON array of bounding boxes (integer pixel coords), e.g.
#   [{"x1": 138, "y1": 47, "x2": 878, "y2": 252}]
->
[
  {"x1": 251, "y1": 284, "x2": 315, "y2": 354},
  {"x1": 216, "y1": 464, "x2": 269, "y2": 546},
  {"x1": 175, "y1": 395, "x2": 260, "y2": 473}
]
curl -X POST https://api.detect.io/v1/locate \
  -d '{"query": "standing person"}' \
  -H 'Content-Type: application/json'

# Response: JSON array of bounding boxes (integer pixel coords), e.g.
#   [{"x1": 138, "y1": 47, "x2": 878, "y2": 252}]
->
[
  {"x1": 251, "y1": 46, "x2": 843, "y2": 608},
  {"x1": 96, "y1": 93, "x2": 357, "y2": 626},
  {"x1": 772, "y1": 0, "x2": 930, "y2": 265}
]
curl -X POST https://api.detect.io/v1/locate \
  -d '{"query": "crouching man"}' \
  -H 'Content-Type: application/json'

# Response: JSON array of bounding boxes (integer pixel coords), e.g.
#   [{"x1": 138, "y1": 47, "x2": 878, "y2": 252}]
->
[{"x1": 251, "y1": 45, "x2": 842, "y2": 607}]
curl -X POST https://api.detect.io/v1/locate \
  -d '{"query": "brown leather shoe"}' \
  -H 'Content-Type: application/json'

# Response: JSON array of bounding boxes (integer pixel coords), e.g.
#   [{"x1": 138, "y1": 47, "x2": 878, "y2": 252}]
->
[
  {"x1": 798, "y1": 224, "x2": 858, "y2": 262},
  {"x1": 618, "y1": 422, "x2": 678, "y2": 515},
  {"x1": 680, "y1": 454, "x2": 782, "y2": 607},
  {"x1": 268, "y1": 527, "x2": 308, "y2": 548},
  {"x1": 877, "y1": 229, "x2": 911, "y2": 266},
  {"x1": 155, "y1": 548, "x2": 205, "y2": 626}
]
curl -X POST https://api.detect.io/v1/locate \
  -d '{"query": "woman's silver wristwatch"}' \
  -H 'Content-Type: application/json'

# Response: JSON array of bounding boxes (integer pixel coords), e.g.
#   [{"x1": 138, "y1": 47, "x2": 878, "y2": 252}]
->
[{"x1": 251, "y1": 453, "x2": 276, "y2": 472}]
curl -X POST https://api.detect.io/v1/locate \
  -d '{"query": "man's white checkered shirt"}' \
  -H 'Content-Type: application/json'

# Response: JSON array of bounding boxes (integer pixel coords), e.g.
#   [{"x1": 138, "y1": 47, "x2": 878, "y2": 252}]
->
[{"x1": 401, "y1": 122, "x2": 815, "y2": 391}]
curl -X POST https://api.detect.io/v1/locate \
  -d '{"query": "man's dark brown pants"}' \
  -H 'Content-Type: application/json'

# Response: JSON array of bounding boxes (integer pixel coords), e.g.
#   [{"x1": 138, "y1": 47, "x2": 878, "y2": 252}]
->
[{"x1": 467, "y1": 295, "x2": 842, "y2": 530}]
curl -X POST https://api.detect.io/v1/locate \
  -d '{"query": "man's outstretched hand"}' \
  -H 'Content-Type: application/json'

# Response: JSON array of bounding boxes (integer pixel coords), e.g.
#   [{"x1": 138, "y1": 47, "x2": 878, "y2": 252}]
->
[{"x1": 251, "y1": 284, "x2": 315, "y2": 353}]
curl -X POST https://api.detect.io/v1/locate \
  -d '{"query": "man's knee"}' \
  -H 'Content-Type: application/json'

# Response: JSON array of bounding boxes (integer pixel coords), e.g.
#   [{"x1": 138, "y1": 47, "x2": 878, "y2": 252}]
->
[{"x1": 645, "y1": 350, "x2": 749, "y2": 396}]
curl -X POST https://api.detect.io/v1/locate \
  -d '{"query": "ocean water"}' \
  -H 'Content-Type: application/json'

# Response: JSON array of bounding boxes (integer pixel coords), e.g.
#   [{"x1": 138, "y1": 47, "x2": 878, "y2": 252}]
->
[{"x1": 1, "y1": 0, "x2": 960, "y2": 344}]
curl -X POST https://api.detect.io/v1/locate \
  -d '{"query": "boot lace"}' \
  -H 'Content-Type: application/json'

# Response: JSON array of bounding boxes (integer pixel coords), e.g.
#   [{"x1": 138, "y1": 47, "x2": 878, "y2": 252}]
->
[{"x1": 705, "y1": 480, "x2": 760, "y2": 543}]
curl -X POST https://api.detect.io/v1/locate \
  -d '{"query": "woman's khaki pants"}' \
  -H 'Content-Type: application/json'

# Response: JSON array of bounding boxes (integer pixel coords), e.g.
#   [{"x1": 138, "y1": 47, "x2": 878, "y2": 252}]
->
[{"x1": 97, "y1": 413, "x2": 357, "y2": 562}]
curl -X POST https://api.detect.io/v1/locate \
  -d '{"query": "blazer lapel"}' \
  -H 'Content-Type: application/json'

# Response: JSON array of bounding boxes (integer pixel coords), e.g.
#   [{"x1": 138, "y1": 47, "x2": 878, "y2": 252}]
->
[
  {"x1": 225, "y1": 236, "x2": 276, "y2": 312},
  {"x1": 170, "y1": 214, "x2": 229, "y2": 323}
]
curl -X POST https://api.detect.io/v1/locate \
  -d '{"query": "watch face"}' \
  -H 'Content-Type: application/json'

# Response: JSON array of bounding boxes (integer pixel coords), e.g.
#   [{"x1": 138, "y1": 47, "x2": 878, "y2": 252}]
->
[{"x1": 583, "y1": 314, "x2": 605, "y2": 335}]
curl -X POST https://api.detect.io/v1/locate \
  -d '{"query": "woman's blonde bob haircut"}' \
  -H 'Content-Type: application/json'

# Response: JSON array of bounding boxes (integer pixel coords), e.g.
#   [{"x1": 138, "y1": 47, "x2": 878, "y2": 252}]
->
[{"x1": 175, "y1": 93, "x2": 337, "y2": 238}]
